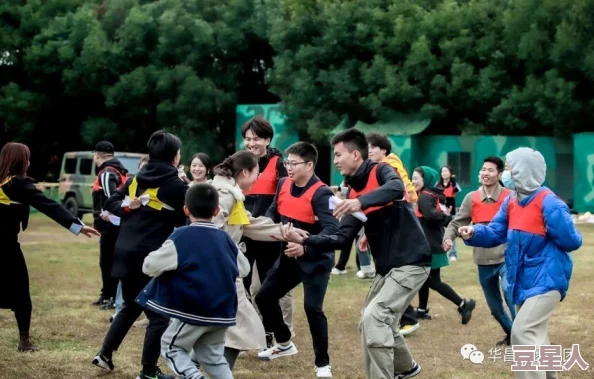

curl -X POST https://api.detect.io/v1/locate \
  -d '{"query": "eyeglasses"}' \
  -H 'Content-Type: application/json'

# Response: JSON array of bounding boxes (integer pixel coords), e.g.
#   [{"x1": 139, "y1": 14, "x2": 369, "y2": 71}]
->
[{"x1": 283, "y1": 161, "x2": 310, "y2": 168}]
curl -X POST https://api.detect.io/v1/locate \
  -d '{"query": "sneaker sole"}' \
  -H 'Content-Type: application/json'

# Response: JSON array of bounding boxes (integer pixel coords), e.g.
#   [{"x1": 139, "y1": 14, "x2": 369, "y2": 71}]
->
[
  {"x1": 92, "y1": 356, "x2": 113, "y2": 372},
  {"x1": 401, "y1": 323, "x2": 420, "y2": 336},
  {"x1": 397, "y1": 364, "x2": 422, "y2": 379},
  {"x1": 258, "y1": 348, "x2": 298, "y2": 361}
]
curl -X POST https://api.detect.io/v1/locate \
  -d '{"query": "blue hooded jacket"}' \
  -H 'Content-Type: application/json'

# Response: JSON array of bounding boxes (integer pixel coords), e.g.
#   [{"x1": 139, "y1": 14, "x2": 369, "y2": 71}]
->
[{"x1": 465, "y1": 148, "x2": 582, "y2": 305}]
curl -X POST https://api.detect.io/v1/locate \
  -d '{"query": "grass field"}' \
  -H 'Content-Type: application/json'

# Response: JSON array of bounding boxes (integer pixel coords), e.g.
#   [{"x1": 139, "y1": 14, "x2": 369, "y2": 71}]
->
[{"x1": 0, "y1": 214, "x2": 592, "y2": 379}]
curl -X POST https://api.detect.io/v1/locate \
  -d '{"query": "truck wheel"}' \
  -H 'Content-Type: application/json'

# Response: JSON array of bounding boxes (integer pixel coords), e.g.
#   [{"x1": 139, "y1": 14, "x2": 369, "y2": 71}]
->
[{"x1": 64, "y1": 197, "x2": 79, "y2": 218}]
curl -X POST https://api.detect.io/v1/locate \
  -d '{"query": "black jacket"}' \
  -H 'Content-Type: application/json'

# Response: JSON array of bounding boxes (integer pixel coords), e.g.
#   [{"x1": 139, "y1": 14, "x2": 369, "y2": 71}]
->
[
  {"x1": 417, "y1": 187, "x2": 452, "y2": 254},
  {"x1": 104, "y1": 160, "x2": 188, "y2": 279},
  {"x1": 266, "y1": 176, "x2": 339, "y2": 275},
  {"x1": 302, "y1": 160, "x2": 431, "y2": 276},
  {"x1": 244, "y1": 148, "x2": 288, "y2": 218},
  {"x1": 93, "y1": 158, "x2": 129, "y2": 232}
]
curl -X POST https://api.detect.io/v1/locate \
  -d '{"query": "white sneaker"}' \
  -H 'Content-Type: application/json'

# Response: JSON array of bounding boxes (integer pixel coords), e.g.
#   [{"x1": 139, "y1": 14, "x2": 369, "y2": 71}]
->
[
  {"x1": 450, "y1": 256, "x2": 458, "y2": 262},
  {"x1": 316, "y1": 365, "x2": 332, "y2": 377},
  {"x1": 258, "y1": 342, "x2": 298, "y2": 361},
  {"x1": 356, "y1": 270, "x2": 376, "y2": 279},
  {"x1": 331, "y1": 268, "x2": 347, "y2": 275}
]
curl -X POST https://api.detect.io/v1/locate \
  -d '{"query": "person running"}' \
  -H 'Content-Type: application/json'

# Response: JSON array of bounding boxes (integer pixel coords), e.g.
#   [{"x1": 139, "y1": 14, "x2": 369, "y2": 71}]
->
[
  {"x1": 444, "y1": 156, "x2": 516, "y2": 345},
  {"x1": 436, "y1": 165, "x2": 461, "y2": 261},
  {"x1": 459, "y1": 147, "x2": 582, "y2": 379},
  {"x1": 0, "y1": 142, "x2": 99, "y2": 352},
  {"x1": 92, "y1": 131, "x2": 188, "y2": 379},
  {"x1": 411, "y1": 166, "x2": 476, "y2": 324},
  {"x1": 256, "y1": 142, "x2": 338, "y2": 378},
  {"x1": 277, "y1": 129, "x2": 431, "y2": 379}
]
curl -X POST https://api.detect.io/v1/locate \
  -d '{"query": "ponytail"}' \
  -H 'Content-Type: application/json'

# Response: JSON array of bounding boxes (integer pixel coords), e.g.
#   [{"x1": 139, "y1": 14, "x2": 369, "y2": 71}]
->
[{"x1": 213, "y1": 150, "x2": 258, "y2": 179}]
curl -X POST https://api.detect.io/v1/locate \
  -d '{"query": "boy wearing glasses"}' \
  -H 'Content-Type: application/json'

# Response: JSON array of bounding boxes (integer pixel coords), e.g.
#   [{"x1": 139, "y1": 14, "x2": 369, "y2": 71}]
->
[{"x1": 255, "y1": 142, "x2": 338, "y2": 378}]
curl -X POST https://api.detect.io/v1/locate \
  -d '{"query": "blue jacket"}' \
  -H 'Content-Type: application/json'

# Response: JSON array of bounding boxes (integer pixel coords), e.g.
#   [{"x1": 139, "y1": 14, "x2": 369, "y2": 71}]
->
[
  {"x1": 466, "y1": 187, "x2": 582, "y2": 305},
  {"x1": 136, "y1": 222, "x2": 239, "y2": 326}
]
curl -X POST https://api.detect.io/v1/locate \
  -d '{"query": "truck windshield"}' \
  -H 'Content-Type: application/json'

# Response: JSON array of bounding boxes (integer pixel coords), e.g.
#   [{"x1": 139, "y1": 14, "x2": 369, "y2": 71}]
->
[{"x1": 118, "y1": 156, "x2": 143, "y2": 175}]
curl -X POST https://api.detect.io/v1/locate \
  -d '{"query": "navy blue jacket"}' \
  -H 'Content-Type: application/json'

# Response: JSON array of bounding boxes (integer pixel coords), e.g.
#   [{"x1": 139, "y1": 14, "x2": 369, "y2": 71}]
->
[{"x1": 136, "y1": 222, "x2": 239, "y2": 326}]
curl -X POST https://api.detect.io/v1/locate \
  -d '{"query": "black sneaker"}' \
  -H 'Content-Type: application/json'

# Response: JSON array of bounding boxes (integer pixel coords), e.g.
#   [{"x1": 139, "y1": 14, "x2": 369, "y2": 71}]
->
[
  {"x1": 91, "y1": 295, "x2": 106, "y2": 306},
  {"x1": 497, "y1": 334, "x2": 511, "y2": 346},
  {"x1": 100, "y1": 298, "x2": 116, "y2": 310},
  {"x1": 415, "y1": 308, "x2": 431, "y2": 320},
  {"x1": 395, "y1": 360, "x2": 421, "y2": 378},
  {"x1": 92, "y1": 354, "x2": 114, "y2": 371},
  {"x1": 458, "y1": 299, "x2": 476, "y2": 324},
  {"x1": 136, "y1": 367, "x2": 175, "y2": 379},
  {"x1": 265, "y1": 332, "x2": 274, "y2": 350}
]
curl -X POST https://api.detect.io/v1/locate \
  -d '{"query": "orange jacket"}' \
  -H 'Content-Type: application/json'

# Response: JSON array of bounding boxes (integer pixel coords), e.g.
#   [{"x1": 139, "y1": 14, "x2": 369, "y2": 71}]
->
[{"x1": 382, "y1": 153, "x2": 418, "y2": 203}]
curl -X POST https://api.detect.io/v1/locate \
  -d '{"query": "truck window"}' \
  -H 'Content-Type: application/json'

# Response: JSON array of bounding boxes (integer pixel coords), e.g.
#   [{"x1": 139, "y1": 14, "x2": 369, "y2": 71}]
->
[
  {"x1": 64, "y1": 158, "x2": 77, "y2": 174},
  {"x1": 118, "y1": 157, "x2": 142, "y2": 175},
  {"x1": 79, "y1": 158, "x2": 94, "y2": 175}
]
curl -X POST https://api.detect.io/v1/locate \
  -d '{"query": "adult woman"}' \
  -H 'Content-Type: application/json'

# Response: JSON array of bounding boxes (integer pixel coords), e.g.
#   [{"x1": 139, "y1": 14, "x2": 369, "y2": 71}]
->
[
  {"x1": 412, "y1": 166, "x2": 475, "y2": 324},
  {"x1": 436, "y1": 165, "x2": 461, "y2": 261},
  {"x1": 189, "y1": 153, "x2": 212, "y2": 185},
  {"x1": 0, "y1": 142, "x2": 99, "y2": 351},
  {"x1": 210, "y1": 150, "x2": 283, "y2": 370}
]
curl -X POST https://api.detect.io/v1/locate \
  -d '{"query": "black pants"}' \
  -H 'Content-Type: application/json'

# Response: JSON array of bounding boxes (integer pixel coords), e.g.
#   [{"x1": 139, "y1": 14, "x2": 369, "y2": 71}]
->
[
  {"x1": 242, "y1": 238, "x2": 282, "y2": 297},
  {"x1": 2, "y1": 243, "x2": 33, "y2": 333},
  {"x1": 334, "y1": 234, "x2": 359, "y2": 271},
  {"x1": 418, "y1": 268, "x2": 463, "y2": 310},
  {"x1": 99, "y1": 232, "x2": 119, "y2": 299},
  {"x1": 400, "y1": 305, "x2": 418, "y2": 326},
  {"x1": 255, "y1": 258, "x2": 330, "y2": 368},
  {"x1": 102, "y1": 276, "x2": 169, "y2": 370}
]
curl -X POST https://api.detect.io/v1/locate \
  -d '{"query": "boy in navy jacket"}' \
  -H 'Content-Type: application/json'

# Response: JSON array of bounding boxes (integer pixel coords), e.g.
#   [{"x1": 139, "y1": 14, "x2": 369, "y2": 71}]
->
[{"x1": 137, "y1": 183, "x2": 239, "y2": 379}]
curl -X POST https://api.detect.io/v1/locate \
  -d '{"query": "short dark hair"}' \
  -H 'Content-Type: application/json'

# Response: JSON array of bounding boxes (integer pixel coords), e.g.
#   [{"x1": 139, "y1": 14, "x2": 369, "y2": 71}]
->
[
  {"x1": 483, "y1": 156, "x2": 504, "y2": 173},
  {"x1": 191, "y1": 153, "x2": 213, "y2": 176},
  {"x1": 185, "y1": 183, "x2": 219, "y2": 219},
  {"x1": 147, "y1": 130, "x2": 182, "y2": 162},
  {"x1": 285, "y1": 142, "x2": 318, "y2": 166},
  {"x1": 366, "y1": 133, "x2": 392, "y2": 155},
  {"x1": 241, "y1": 116, "x2": 274, "y2": 140},
  {"x1": 330, "y1": 128, "x2": 368, "y2": 159}
]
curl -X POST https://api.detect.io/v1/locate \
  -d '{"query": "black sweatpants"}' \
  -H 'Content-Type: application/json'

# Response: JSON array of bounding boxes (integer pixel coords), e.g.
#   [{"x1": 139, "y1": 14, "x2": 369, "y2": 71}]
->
[
  {"x1": 255, "y1": 258, "x2": 330, "y2": 368},
  {"x1": 1, "y1": 243, "x2": 33, "y2": 333},
  {"x1": 242, "y1": 238, "x2": 282, "y2": 298},
  {"x1": 99, "y1": 231, "x2": 119, "y2": 299},
  {"x1": 418, "y1": 268, "x2": 463, "y2": 310},
  {"x1": 102, "y1": 276, "x2": 169, "y2": 371}
]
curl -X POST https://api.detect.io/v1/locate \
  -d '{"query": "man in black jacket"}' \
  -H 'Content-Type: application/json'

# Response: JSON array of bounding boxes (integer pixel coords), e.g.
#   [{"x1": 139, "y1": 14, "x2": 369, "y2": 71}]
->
[
  {"x1": 91, "y1": 141, "x2": 129, "y2": 309},
  {"x1": 278, "y1": 129, "x2": 431, "y2": 379},
  {"x1": 91, "y1": 131, "x2": 188, "y2": 379}
]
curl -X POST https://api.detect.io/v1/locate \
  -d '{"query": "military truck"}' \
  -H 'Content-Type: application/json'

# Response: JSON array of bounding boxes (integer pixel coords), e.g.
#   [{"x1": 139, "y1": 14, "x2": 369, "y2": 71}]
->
[{"x1": 54, "y1": 151, "x2": 146, "y2": 218}]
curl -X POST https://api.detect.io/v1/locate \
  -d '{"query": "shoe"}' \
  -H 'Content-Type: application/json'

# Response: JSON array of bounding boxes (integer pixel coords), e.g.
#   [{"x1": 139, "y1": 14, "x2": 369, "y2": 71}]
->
[
  {"x1": 99, "y1": 298, "x2": 115, "y2": 310},
  {"x1": 458, "y1": 299, "x2": 476, "y2": 324},
  {"x1": 395, "y1": 360, "x2": 421, "y2": 379},
  {"x1": 450, "y1": 256, "x2": 458, "y2": 262},
  {"x1": 91, "y1": 295, "x2": 106, "y2": 306},
  {"x1": 264, "y1": 332, "x2": 275, "y2": 350},
  {"x1": 497, "y1": 334, "x2": 511, "y2": 346},
  {"x1": 258, "y1": 342, "x2": 298, "y2": 361},
  {"x1": 17, "y1": 333, "x2": 39, "y2": 352},
  {"x1": 316, "y1": 365, "x2": 332, "y2": 378},
  {"x1": 400, "y1": 323, "x2": 420, "y2": 336},
  {"x1": 92, "y1": 354, "x2": 114, "y2": 372},
  {"x1": 415, "y1": 308, "x2": 431, "y2": 320},
  {"x1": 136, "y1": 366, "x2": 174, "y2": 379},
  {"x1": 356, "y1": 270, "x2": 376, "y2": 279},
  {"x1": 331, "y1": 268, "x2": 347, "y2": 275}
]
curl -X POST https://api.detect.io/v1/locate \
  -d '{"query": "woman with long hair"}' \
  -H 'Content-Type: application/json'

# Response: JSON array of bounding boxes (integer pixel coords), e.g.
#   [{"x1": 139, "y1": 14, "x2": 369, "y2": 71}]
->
[
  {"x1": 210, "y1": 150, "x2": 284, "y2": 370},
  {"x1": 0, "y1": 142, "x2": 99, "y2": 351},
  {"x1": 436, "y1": 165, "x2": 461, "y2": 261}
]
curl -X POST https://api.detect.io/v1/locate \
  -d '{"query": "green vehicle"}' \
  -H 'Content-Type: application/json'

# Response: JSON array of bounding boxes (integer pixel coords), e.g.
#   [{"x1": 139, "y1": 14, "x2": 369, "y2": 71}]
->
[{"x1": 56, "y1": 151, "x2": 146, "y2": 218}]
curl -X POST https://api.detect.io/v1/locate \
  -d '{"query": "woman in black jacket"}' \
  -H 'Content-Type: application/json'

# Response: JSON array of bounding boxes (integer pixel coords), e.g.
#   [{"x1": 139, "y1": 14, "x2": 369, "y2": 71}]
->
[{"x1": 0, "y1": 142, "x2": 99, "y2": 351}]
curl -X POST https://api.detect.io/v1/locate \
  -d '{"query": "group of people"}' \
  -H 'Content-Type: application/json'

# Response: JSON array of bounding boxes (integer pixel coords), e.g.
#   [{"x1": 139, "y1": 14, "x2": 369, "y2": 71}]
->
[{"x1": 0, "y1": 115, "x2": 583, "y2": 379}]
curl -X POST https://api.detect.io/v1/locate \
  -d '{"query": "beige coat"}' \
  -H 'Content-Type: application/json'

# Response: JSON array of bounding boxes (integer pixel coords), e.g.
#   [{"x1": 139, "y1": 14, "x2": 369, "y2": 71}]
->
[{"x1": 210, "y1": 175, "x2": 282, "y2": 351}]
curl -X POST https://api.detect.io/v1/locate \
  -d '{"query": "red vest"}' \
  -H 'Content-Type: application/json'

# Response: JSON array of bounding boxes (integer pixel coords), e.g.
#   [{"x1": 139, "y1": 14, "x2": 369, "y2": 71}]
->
[
  {"x1": 243, "y1": 156, "x2": 279, "y2": 196},
  {"x1": 471, "y1": 188, "x2": 511, "y2": 224},
  {"x1": 507, "y1": 189, "x2": 552, "y2": 236},
  {"x1": 277, "y1": 179, "x2": 325, "y2": 224},
  {"x1": 414, "y1": 190, "x2": 442, "y2": 218},
  {"x1": 92, "y1": 167, "x2": 128, "y2": 192},
  {"x1": 443, "y1": 184, "x2": 455, "y2": 198},
  {"x1": 348, "y1": 165, "x2": 391, "y2": 215}
]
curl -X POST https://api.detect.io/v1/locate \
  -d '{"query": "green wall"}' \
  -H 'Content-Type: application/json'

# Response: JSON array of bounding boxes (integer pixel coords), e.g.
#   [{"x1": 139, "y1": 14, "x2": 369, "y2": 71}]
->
[
  {"x1": 573, "y1": 133, "x2": 594, "y2": 213},
  {"x1": 235, "y1": 104, "x2": 299, "y2": 152}
]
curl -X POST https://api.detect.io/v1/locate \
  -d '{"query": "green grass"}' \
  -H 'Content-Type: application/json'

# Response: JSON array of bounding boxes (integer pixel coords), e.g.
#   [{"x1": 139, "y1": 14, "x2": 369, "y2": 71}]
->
[{"x1": 0, "y1": 214, "x2": 592, "y2": 378}]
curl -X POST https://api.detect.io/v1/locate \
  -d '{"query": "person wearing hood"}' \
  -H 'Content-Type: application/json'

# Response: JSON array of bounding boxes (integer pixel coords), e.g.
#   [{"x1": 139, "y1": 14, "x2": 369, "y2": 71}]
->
[
  {"x1": 240, "y1": 115, "x2": 294, "y2": 348},
  {"x1": 411, "y1": 166, "x2": 476, "y2": 324},
  {"x1": 92, "y1": 131, "x2": 188, "y2": 379},
  {"x1": 459, "y1": 147, "x2": 582, "y2": 379},
  {"x1": 91, "y1": 141, "x2": 130, "y2": 310},
  {"x1": 277, "y1": 128, "x2": 431, "y2": 379}
]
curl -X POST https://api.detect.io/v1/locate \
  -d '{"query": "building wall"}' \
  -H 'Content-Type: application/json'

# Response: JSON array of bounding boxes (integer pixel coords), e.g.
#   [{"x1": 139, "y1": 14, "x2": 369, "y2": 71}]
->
[
  {"x1": 235, "y1": 104, "x2": 299, "y2": 153},
  {"x1": 573, "y1": 133, "x2": 594, "y2": 213}
]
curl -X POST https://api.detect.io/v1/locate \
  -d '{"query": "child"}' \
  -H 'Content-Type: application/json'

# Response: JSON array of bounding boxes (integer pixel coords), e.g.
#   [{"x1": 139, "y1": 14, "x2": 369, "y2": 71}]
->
[
  {"x1": 138, "y1": 183, "x2": 239, "y2": 379},
  {"x1": 460, "y1": 147, "x2": 582, "y2": 379}
]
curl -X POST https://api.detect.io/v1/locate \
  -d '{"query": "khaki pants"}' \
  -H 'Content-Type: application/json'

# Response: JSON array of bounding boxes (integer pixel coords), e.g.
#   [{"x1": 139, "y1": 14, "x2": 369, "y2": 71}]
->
[
  {"x1": 250, "y1": 262, "x2": 294, "y2": 331},
  {"x1": 511, "y1": 291, "x2": 561, "y2": 379},
  {"x1": 359, "y1": 265, "x2": 429, "y2": 379}
]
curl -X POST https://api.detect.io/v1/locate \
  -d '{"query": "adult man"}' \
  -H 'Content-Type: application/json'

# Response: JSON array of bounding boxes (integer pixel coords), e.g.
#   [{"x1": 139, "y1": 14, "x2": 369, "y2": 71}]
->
[
  {"x1": 256, "y1": 142, "x2": 338, "y2": 378},
  {"x1": 91, "y1": 141, "x2": 129, "y2": 309},
  {"x1": 443, "y1": 156, "x2": 515, "y2": 345},
  {"x1": 279, "y1": 129, "x2": 431, "y2": 379}
]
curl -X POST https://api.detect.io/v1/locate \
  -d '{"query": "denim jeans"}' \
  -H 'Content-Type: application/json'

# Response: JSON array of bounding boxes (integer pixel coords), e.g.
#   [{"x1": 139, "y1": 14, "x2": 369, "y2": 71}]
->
[
  {"x1": 114, "y1": 281, "x2": 124, "y2": 315},
  {"x1": 447, "y1": 239, "x2": 458, "y2": 258},
  {"x1": 478, "y1": 263, "x2": 516, "y2": 335}
]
